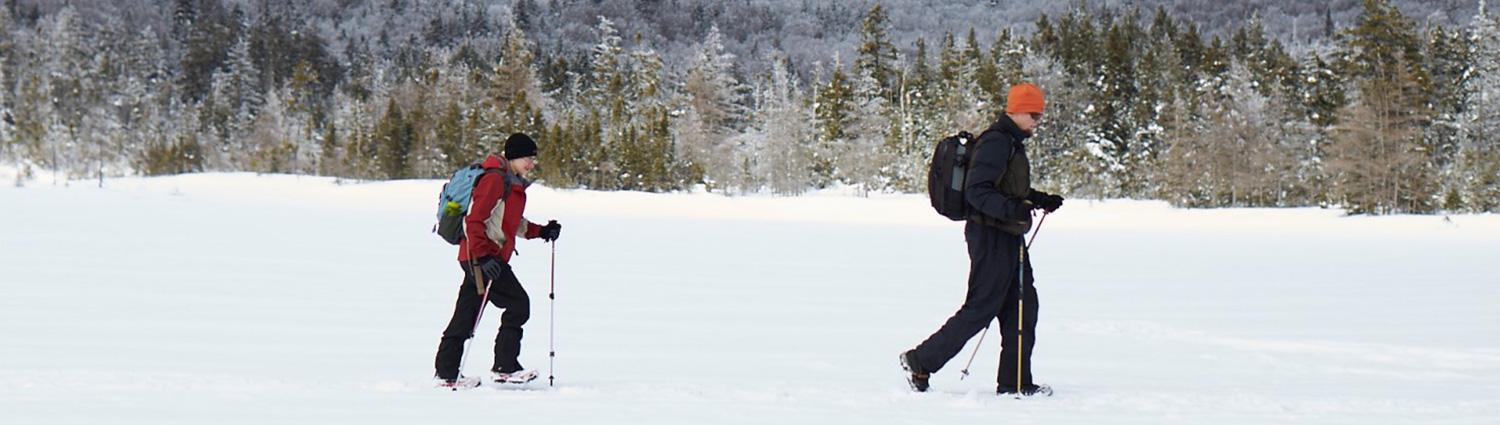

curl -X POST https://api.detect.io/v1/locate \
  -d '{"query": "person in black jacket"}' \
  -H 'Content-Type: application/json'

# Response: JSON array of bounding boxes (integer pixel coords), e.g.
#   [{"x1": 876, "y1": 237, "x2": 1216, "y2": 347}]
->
[{"x1": 901, "y1": 83, "x2": 1064, "y2": 395}]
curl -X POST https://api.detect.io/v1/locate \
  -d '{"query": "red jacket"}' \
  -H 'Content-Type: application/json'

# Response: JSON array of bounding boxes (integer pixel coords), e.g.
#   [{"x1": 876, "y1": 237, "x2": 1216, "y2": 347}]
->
[{"x1": 459, "y1": 155, "x2": 542, "y2": 262}]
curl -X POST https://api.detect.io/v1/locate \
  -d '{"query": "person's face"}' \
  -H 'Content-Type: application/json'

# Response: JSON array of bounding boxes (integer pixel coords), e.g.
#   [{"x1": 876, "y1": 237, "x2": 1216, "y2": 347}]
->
[
  {"x1": 510, "y1": 156, "x2": 537, "y2": 176},
  {"x1": 1015, "y1": 112, "x2": 1043, "y2": 134}
]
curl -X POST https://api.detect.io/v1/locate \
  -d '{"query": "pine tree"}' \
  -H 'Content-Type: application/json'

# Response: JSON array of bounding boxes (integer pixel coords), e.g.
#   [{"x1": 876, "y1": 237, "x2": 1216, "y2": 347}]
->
[
  {"x1": 911, "y1": 37, "x2": 932, "y2": 91},
  {"x1": 1218, "y1": 62, "x2": 1301, "y2": 206},
  {"x1": 842, "y1": 63, "x2": 894, "y2": 192},
  {"x1": 855, "y1": 4, "x2": 897, "y2": 102},
  {"x1": 491, "y1": 25, "x2": 541, "y2": 116},
  {"x1": 888, "y1": 65, "x2": 934, "y2": 193},
  {"x1": 330, "y1": 89, "x2": 378, "y2": 179},
  {"x1": 1094, "y1": 18, "x2": 1146, "y2": 197},
  {"x1": 812, "y1": 58, "x2": 853, "y2": 188},
  {"x1": 622, "y1": 38, "x2": 679, "y2": 192},
  {"x1": 1331, "y1": 0, "x2": 1436, "y2": 214},
  {"x1": 676, "y1": 25, "x2": 748, "y2": 191},
  {"x1": 117, "y1": 25, "x2": 169, "y2": 175},
  {"x1": 209, "y1": 36, "x2": 262, "y2": 158},
  {"x1": 1426, "y1": 25, "x2": 1472, "y2": 211},
  {"x1": 935, "y1": 31, "x2": 984, "y2": 132},
  {"x1": 139, "y1": 100, "x2": 204, "y2": 176},
  {"x1": 178, "y1": 0, "x2": 233, "y2": 103},
  {"x1": 1301, "y1": 53, "x2": 1347, "y2": 129},
  {"x1": 0, "y1": 6, "x2": 12, "y2": 158},
  {"x1": 746, "y1": 54, "x2": 814, "y2": 195},
  {"x1": 40, "y1": 6, "x2": 91, "y2": 178},
  {"x1": 285, "y1": 61, "x2": 322, "y2": 174},
  {"x1": 433, "y1": 102, "x2": 467, "y2": 170},
  {"x1": 10, "y1": 59, "x2": 48, "y2": 171},
  {"x1": 1461, "y1": 0, "x2": 1500, "y2": 212},
  {"x1": 375, "y1": 98, "x2": 414, "y2": 179},
  {"x1": 988, "y1": 28, "x2": 1027, "y2": 115},
  {"x1": 581, "y1": 16, "x2": 627, "y2": 188},
  {"x1": 624, "y1": 35, "x2": 680, "y2": 191}
]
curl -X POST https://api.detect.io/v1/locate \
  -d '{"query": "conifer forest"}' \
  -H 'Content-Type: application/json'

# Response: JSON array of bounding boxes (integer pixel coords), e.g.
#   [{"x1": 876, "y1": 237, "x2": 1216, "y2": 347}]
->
[{"x1": 1, "y1": 0, "x2": 1496, "y2": 214}]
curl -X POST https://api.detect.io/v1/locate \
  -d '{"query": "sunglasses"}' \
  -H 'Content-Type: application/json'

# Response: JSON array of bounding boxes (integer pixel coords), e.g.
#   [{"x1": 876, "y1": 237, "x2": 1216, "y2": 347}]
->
[{"x1": 1029, "y1": 113, "x2": 1043, "y2": 121}]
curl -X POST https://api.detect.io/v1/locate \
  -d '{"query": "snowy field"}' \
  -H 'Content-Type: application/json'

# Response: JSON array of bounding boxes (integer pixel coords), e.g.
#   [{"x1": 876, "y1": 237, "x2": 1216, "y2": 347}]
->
[{"x1": 3, "y1": 169, "x2": 1499, "y2": 425}]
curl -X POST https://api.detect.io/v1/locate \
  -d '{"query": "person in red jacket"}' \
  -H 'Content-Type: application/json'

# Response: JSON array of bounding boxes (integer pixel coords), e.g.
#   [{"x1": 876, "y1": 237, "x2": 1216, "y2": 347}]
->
[{"x1": 434, "y1": 133, "x2": 562, "y2": 386}]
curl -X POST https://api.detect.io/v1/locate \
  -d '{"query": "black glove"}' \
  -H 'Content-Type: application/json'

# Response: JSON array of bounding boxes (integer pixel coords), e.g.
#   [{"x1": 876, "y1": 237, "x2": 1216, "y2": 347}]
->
[
  {"x1": 539, "y1": 220, "x2": 562, "y2": 242},
  {"x1": 475, "y1": 256, "x2": 507, "y2": 281},
  {"x1": 1027, "y1": 190, "x2": 1064, "y2": 213}
]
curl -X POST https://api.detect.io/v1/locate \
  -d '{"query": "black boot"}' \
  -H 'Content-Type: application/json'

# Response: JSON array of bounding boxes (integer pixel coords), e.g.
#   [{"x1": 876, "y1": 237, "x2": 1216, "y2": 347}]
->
[{"x1": 899, "y1": 350, "x2": 930, "y2": 392}]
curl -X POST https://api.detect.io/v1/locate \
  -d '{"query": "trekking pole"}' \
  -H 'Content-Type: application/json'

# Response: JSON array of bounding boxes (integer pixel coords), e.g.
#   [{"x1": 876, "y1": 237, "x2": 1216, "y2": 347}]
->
[
  {"x1": 548, "y1": 240, "x2": 556, "y2": 387},
  {"x1": 958, "y1": 320, "x2": 991, "y2": 380},
  {"x1": 1013, "y1": 211, "x2": 1046, "y2": 398},
  {"x1": 1015, "y1": 246, "x2": 1025, "y2": 398},
  {"x1": 456, "y1": 264, "x2": 495, "y2": 388},
  {"x1": 958, "y1": 211, "x2": 1049, "y2": 381}
]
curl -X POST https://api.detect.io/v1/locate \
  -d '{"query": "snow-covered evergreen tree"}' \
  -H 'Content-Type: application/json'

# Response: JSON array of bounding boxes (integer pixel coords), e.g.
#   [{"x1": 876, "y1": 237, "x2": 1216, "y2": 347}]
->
[
  {"x1": 246, "y1": 85, "x2": 292, "y2": 173},
  {"x1": 0, "y1": 5, "x2": 11, "y2": 141},
  {"x1": 744, "y1": 54, "x2": 814, "y2": 195},
  {"x1": 489, "y1": 23, "x2": 544, "y2": 144},
  {"x1": 1460, "y1": 0, "x2": 1500, "y2": 212},
  {"x1": 934, "y1": 31, "x2": 985, "y2": 133},
  {"x1": 676, "y1": 25, "x2": 748, "y2": 192},
  {"x1": 619, "y1": 38, "x2": 678, "y2": 192},
  {"x1": 209, "y1": 36, "x2": 262, "y2": 160},
  {"x1": 0, "y1": 11, "x2": 11, "y2": 158},
  {"x1": 840, "y1": 65, "x2": 894, "y2": 193},
  {"x1": 578, "y1": 16, "x2": 627, "y2": 188},
  {"x1": 38, "y1": 6, "x2": 92, "y2": 181},
  {"x1": 855, "y1": 4, "x2": 898, "y2": 102},
  {"x1": 1330, "y1": 0, "x2": 1435, "y2": 214},
  {"x1": 587, "y1": 16, "x2": 626, "y2": 122},
  {"x1": 887, "y1": 64, "x2": 937, "y2": 194},
  {"x1": 812, "y1": 57, "x2": 853, "y2": 189}
]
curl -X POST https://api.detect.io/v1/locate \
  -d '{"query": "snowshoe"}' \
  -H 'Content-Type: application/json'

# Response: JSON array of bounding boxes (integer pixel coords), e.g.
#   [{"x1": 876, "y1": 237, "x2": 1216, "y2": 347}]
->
[
  {"x1": 997, "y1": 383, "x2": 1053, "y2": 397},
  {"x1": 490, "y1": 369, "x2": 539, "y2": 385},
  {"x1": 435, "y1": 375, "x2": 481, "y2": 390}
]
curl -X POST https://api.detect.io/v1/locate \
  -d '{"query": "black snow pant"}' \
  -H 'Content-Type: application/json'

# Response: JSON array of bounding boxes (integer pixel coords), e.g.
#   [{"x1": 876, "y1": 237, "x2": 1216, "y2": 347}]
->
[
  {"x1": 434, "y1": 261, "x2": 531, "y2": 380},
  {"x1": 913, "y1": 221, "x2": 1039, "y2": 388}
]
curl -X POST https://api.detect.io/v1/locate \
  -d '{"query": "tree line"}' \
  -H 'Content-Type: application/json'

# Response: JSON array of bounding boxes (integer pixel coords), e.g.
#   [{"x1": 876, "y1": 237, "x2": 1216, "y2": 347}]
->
[{"x1": 1, "y1": 0, "x2": 1497, "y2": 214}]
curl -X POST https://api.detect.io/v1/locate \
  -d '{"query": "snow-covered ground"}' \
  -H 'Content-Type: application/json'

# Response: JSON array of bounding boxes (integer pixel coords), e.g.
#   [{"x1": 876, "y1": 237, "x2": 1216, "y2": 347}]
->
[{"x1": 3, "y1": 170, "x2": 1498, "y2": 424}]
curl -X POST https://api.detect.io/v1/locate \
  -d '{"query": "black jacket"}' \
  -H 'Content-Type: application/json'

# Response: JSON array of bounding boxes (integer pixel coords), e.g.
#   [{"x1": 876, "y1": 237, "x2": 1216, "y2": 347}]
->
[{"x1": 965, "y1": 115, "x2": 1033, "y2": 234}]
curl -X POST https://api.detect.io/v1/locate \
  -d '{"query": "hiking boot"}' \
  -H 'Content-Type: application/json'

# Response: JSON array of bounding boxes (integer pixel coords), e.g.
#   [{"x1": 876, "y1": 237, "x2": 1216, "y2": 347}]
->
[
  {"x1": 997, "y1": 383, "x2": 1053, "y2": 397},
  {"x1": 899, "y1": 350, "x2": 930, "y2": 392}
]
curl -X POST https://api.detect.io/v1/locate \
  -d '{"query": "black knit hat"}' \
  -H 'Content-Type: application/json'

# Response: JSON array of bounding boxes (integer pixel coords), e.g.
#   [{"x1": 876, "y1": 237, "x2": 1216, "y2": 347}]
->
[{"x1": 504, "y1": 133, "x2": 537, "y2": 160}]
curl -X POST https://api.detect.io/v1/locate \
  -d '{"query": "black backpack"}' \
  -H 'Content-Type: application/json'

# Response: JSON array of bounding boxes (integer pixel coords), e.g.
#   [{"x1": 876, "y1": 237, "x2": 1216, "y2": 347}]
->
[{"x1": 928, "y1": 131, "x2": 983, "y2": 221}]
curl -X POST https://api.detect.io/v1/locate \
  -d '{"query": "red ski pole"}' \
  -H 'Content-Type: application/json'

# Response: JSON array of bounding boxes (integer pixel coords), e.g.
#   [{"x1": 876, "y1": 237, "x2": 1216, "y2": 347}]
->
[{"x1": 455, "y1": 263, "x2": 494, "y2": 390}]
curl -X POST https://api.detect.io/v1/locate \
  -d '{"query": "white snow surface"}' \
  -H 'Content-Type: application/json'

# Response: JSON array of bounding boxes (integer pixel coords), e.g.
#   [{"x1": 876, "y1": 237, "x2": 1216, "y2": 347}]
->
[{"x1": 3, "y1": 170, "x2": 1499, "y2": 424}]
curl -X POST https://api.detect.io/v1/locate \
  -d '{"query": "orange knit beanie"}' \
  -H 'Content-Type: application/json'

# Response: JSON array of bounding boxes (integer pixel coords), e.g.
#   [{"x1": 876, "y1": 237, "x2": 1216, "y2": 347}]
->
[{"x1": 1005, "y1": 84, "x2": 1046, "y2": 114}]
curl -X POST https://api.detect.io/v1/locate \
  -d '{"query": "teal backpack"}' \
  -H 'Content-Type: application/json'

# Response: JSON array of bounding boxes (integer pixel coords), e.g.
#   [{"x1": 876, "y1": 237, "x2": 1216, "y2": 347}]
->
[{"x1": 434, "y1": 164, "x2": 507, "y2": 245}]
